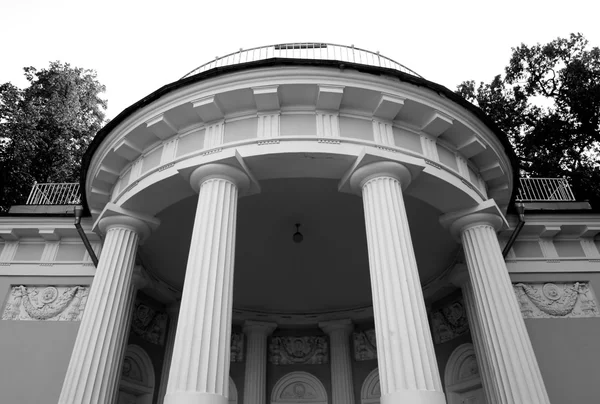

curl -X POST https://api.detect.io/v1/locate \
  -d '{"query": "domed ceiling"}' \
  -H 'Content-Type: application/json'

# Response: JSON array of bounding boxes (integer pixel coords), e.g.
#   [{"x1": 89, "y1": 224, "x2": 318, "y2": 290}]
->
[{"x1": 141, "y1": 178, "x2": 458, "y2": 315}]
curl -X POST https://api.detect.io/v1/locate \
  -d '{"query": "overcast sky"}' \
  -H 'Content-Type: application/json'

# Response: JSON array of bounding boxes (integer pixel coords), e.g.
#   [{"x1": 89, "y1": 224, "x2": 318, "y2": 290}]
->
[{"x1": 2, "y1": 0, "x2": 599, "y2": 119}]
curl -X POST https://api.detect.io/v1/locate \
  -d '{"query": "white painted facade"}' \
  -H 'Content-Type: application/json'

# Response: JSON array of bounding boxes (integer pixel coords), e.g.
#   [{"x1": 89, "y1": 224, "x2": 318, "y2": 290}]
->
[{"x1": 1, "y1": 44, "x2": 599, "y2": 404}]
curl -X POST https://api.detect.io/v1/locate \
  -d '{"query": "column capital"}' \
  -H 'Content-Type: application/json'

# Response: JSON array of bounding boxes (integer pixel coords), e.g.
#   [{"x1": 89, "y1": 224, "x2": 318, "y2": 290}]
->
[
  {"x1": 243, "y1": 320, "x2": 277, "y2": 336},
  {"x1": 94, "y1": 202, "x2": 160, "y2": 242},
  {"x1": 189, "y1": 163, "x2": 250, "y2": 193},
  {"x1": 350, "y1": 161, "x2": 413, "y2": 191},
  {"x1": 440, "y1": 200, "x2": 508, "y2": 241},
  {"x1": 319, "y1": 319, "x2": 354, "y2": 336}
]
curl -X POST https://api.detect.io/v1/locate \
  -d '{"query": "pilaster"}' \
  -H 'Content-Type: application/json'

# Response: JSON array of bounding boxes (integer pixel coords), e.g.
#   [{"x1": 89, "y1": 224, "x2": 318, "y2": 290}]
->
[
  {"x1": 319, "y1": 319, "x2": 355, "y2": 404},
  {"x1": 243, "y1": 321, "x2": 277, "y2": 404}
]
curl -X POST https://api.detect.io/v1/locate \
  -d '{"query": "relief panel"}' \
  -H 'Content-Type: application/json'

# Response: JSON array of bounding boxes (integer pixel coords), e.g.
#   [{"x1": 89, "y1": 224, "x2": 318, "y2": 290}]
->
[
  {"x1": 2, "y1": 285, "x2": 89, "y2": 321},
  {"x1": 513, "y1": 282, "x2": 599, "y2": 318},
  {"x1": 269, "y1": 336, "x2": 328, "y2": 365},
  {"x1": 431, "y1": 297, "x2": 469, "y2": 344},
  {"x1": 231, "y1": 332, "x2": 245, "y2": 362},
  {"x1": 353, "y1": 329, "x2": 377, "y2": 361}
]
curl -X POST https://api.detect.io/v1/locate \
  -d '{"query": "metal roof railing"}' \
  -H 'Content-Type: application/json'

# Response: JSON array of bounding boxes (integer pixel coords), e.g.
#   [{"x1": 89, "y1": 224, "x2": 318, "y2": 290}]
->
[
  {"x1": 516, "y1": 177, "x2": 576, "y2": 202},
  {"x1": 181, "y1": 42, "x2": 422, "y2": 79},
  {"x1": 23, "y1": 177, "x2": 576, "y2": 206},
  {"x1": 26, "y1": 182, "x2": 81, "y2": 205}
]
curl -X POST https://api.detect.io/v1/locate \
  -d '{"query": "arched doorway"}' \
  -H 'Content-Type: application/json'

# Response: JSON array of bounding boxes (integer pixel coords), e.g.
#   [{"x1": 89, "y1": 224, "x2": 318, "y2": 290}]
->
[
  {"x1": 444, "y1": 343, "x2": 486, "y2": 404},
  {"x1": 271, "y1": 371, "x2": 327, "y2": 404},
  {"x1": 360, "y1": 368, "x2": 381, "y2": 404},
  {"x1": 118, "y1": 344, "x2": 155, "y2": 404}
]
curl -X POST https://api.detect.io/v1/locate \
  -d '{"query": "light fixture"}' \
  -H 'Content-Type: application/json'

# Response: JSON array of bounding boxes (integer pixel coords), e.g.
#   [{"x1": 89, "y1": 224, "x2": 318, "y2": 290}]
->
[{"x1": 293, "y1": 223, "x2": 303, "y2": 243}]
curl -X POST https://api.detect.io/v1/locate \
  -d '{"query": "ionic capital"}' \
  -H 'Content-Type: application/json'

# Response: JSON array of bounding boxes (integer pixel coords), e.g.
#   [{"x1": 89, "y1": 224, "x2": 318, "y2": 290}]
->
[
  {"x1": 94, "y1": 203, "x2": 160, "y2": 243},
  {"x1": 189, "y1": 163, "x2": 250, "y2": 193},
  {"x1": 319, "y1": 319, "x2": 354, "y2": 336},
  {"x1": 243, "y1": 320, "x2": 277, "y2": 337},
  {"x1": 349, "y1": 161, "x2": 412, "y2": 192},
  {"x1": 440, "y1": 200, "x2": 508, "y2": 241}
]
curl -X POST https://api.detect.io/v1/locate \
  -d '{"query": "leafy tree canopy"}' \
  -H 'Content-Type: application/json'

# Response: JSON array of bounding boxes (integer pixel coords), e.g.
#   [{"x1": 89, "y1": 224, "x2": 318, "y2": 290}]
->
[
  {"x1": 456, "y1": 33, "x2": 600, "y2": 208},
  {"x1": 0, "y1": 61, "x2": 107, "y2": 212}
]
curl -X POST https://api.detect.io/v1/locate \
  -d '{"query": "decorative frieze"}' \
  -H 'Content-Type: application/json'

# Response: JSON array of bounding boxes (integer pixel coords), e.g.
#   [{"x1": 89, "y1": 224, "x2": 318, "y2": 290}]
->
[
  {"x1": 131, "y1": 300, "x2": 168, "y2": 345},
  {"x1": 513, "y1": 282, "x2": 599, "y2": 318},
  {"x1": 231, "y1": 331, "x2": 245, "y2": 362},
  {"x1": 2, "y1": 285, "x2": 89, "y2": 321},
  {"x1": 269, "y1": 336, "x2": 328, "y2": 365},
  {"x1": 353, "y1": 329, "x2": 377, "y2": 361},
  {"x1": 430, "y1": 297, "x2": 469, "y2": 344}
]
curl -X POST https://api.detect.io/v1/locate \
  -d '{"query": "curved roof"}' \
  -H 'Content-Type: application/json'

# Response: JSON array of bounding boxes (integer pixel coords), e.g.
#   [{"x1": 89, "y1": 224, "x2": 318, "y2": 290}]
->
[{"x1": 80, "y1": 57, "x2": 520, "y2": 214}]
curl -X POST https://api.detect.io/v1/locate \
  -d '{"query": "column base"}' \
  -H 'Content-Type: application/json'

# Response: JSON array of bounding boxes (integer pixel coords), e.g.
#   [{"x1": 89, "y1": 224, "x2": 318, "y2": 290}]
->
[
  {"x1": 164, "y1": 392, "x2": 228, "y2": 404},
  {"x1": 381, "y1": 389, "x2": 446, "y2": 404}
]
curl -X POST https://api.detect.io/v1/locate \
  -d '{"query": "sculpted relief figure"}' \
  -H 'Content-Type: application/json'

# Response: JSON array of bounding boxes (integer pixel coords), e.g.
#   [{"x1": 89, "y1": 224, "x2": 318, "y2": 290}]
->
[{"x1": 269, "y1": 336, "x2": 329, "y2": 365}]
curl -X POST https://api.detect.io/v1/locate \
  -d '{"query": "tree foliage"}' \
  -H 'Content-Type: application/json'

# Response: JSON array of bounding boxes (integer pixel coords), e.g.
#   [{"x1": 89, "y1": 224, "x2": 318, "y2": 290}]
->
[
  {"x1": 0, "y1": 62, "x2": 106, "y2": 211},
  {"x1": 457, "y1": 33, "x2": 600, "y2": 208}
]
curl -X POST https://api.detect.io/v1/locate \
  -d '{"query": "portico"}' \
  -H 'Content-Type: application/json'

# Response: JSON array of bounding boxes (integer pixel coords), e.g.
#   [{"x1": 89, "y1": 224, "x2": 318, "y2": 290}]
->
[{"x1": 57, "y1": 43, "x2": 551, "y2": 404}]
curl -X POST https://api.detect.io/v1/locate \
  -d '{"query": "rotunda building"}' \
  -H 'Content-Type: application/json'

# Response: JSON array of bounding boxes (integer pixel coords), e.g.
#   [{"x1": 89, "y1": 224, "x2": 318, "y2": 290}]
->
[
  {"x1": 73, "y1": 43, "x2": 543, "y2": 404},
  {"x1": 14, "y1": 43, "x2": 600, "y2": 404}
]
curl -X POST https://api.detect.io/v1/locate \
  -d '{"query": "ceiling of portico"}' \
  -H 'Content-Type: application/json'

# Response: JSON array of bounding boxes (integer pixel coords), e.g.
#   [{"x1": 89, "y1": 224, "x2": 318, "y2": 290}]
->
[{"x1": 141, "y1": 177, "x2": 459, "y2": 316}]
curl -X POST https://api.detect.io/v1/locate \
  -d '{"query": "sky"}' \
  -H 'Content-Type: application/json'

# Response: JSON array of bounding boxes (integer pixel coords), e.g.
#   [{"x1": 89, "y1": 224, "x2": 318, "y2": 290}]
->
[{"x1": 1, "y1": 0, "x2": 599, "y2": 119}]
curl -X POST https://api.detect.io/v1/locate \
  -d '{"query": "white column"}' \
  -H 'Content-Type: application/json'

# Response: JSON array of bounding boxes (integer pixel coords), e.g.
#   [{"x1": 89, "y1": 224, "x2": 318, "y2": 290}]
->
[
  {"x1": 319, "y1": 319, "x2": 355, "y2": 404},
  {"x1": 449, "y1": 212, "x2": 550, "y2": 403},
  {"x1": 349, "y1": 161, "x2": 445, "y2": 404},
  {"x1": 158, "y1": 302, "x2": 181, "y2": 404},
  {"x1": 165, "y1": 163, "x2": 249, "y2": 404},
  {"x1": 243, "y1": 321, "x2": 277, "y2": 404},
  {"x1": 58, "y1": 215, "x2": 151, "y2": 404}
]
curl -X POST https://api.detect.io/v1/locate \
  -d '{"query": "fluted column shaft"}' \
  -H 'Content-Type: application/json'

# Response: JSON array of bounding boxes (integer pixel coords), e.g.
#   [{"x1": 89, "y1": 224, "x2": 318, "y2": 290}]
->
[
  {"x1": 158, "y1": 303, "x2": 181, "y2": 404},
  {"x1": 352, "y1": 161, "x2": 445, "y2": 404},
  {"x1": 319, "y1": 320, "x2": 355, "y2": 404},
  {"x1": 58, "y1": 216, "x2": 148, "y2": 404},
  {"x1": 165, "y1": 164, "x2": 248, "y2": 404},
  {"x1": 459, "y1": 216, "x2": 550, "y2": 403},
  {"x1": 243, "y1": 321, "x2": 277, "y2": 404}
]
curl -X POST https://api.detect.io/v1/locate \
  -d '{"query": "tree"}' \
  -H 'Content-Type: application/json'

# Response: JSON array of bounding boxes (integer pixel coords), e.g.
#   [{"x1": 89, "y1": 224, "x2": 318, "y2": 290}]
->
[
  {"x1": 0, "y1": 62, "x2": 107, "y2": 212},
  {"x1": 456, "y1": 33, "x2": 600, "y2": 208}
]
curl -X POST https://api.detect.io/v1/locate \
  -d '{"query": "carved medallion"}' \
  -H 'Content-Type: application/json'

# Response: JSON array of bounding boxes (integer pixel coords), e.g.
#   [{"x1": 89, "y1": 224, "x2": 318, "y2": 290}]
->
[
  {"x1": 1, "y1": 285, "x2": 89, "y2": 321},
  {"x1": 513, "y1": 282, "x2": 600, "y2": 318},
  {"x1": 353, "y1": 329, "x2": 377, "y2": 361},
  {"x1": 269, "y1": 336, "x2": 328, "y2": 365},
  {"x1": 431, "y1": 297, "x2": 469, "y2": 344}
]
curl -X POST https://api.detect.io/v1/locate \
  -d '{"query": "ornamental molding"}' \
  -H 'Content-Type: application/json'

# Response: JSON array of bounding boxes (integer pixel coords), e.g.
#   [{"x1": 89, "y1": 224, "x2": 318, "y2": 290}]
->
[
  {"x1": 1, "y1": 285, "x2": 89, "y2": 321},
  {"x1": 513, "y1": 282, "x2": 599, "y2": 318},
  {"x1": 431, "y1": 296, "x2": 469, "y2": 344},
  {"x1": 353, "y1": 329, "x2": 377, "y2": 361},
  {"x1": 269, "y1": 336, "x2": 328, "y2": 365},
  {"x1": 360, "y1": 368, "x2": 381, "y2": 404},
  {"x1": 271, "y1": 371, "x2": 328, "y2": 404},
  {"x1": 131, "y1": 300, "x2": 168, "y2": 345},
  {"x1": 231, "y1": 332, "x2": 245, "y2": 362}
]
